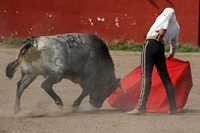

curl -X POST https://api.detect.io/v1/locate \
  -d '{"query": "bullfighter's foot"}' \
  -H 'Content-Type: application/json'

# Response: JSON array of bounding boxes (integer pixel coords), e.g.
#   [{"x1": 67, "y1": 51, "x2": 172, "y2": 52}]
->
[
  {"x1": 168, "y1": 109, "x2": 177, "y2": 114},
  {"x1": 127, "y1": 108, "x2": 146, "y2": 115}
]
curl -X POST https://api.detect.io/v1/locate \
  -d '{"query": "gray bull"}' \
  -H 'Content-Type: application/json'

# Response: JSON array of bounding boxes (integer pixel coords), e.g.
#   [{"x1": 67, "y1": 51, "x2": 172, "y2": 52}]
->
[{"x1": 6, "y1": 33, "x2": 119, "y2": 113}]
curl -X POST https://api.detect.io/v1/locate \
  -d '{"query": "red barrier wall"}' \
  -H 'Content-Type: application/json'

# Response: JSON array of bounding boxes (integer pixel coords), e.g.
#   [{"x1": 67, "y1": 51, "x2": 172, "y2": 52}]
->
[{"x1": 0, "y1": 0, "x2": 199, "y2": 46}]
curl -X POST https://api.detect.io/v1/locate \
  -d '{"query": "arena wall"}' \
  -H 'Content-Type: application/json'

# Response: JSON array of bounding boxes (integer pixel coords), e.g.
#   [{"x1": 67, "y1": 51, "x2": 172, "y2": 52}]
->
[{"x1": 0, "y1": 0, "x2": 199, "y2": 46}]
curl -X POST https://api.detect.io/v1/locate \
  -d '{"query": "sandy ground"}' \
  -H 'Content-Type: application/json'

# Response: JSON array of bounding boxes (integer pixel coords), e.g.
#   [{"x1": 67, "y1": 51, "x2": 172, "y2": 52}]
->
[{"x1": 0, "y1": 48, "x2": 200, "y2": 133}]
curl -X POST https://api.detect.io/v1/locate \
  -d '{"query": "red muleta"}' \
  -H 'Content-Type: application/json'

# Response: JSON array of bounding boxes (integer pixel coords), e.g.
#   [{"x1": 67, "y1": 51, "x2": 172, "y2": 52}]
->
[{"x1": 107, "y1": 58, "x2": 193, "y2": 112}]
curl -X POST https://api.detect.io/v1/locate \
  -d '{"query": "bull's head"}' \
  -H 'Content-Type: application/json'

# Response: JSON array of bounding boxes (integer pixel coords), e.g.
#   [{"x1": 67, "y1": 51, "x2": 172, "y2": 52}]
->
[{"x1": 89, "y1": 78, "x2": 120, "y2": 108}]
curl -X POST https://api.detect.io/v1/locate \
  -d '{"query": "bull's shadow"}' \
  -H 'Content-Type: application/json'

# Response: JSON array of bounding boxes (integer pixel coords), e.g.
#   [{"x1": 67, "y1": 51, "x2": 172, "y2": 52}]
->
[
  {"x1": 15, "y1": 108, "x2": 200, "y2": 118},
  {"x1": 24, "y1": 108, "x2": 122, "y2": 118}
]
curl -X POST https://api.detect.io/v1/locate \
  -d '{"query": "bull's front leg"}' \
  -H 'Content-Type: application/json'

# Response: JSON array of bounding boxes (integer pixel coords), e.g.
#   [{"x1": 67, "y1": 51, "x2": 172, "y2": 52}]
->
[
  {"x1": 15, "y1": 73, "x2": 37, "y2": 113},
  {"x1": 72, "y1": 89, "x2": 88, "y2": 107}
]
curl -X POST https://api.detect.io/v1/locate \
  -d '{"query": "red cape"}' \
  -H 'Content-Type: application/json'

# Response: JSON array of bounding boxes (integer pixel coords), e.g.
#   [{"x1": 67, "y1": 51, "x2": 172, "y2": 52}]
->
[{"x1": 107, "y1": 58, "x2": 193, "y2": 112}]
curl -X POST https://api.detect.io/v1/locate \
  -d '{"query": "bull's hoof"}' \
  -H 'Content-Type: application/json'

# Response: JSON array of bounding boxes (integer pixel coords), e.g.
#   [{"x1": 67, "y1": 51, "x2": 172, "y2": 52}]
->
[
  {"x1": 72, "y1": 101, "x2": 80, "y2": 108},
  {"x1": 89, "y1": 100, "x2": 102, "y2": 109},
  {"x1": 14, "y1": 106, "x2": 21, "y2": 114},
  {"x1": 71, "y1": 106, "x2": 79, "y2": 112},
  {"x1": 58, "y1": 105, "x2": 64, "y2": 110}
]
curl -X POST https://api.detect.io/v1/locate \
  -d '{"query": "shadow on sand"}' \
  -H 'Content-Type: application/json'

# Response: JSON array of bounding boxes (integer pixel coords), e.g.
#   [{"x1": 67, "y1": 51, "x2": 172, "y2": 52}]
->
[
  {"x1": 2, "y1": 108, "x2": 200, "y2": 119},
  {"x1": 136, "y1": 108, "x2": 200, "y2": 116},
  {"x1": 21, "y1": 108, "x2": 122, "y2": 119},
  {"x1": 178, "y1": 109, "x2": 200, "y2": 115}
]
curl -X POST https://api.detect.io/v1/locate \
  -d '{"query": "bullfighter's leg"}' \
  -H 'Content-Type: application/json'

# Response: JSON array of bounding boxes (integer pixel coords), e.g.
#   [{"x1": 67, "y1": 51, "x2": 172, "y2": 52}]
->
[
  {"x1": 15, "y1": 72, "x2": 37, "y2": 113},
  {"x1": 41, "y1": 77, "x2": 63, "y2": 109},
  {"x1": 72, "y1": 89, "x2": 88, "y2": 107},
  {"x1": 155, "y1": 55, "x2": 176, "y2": 113}
]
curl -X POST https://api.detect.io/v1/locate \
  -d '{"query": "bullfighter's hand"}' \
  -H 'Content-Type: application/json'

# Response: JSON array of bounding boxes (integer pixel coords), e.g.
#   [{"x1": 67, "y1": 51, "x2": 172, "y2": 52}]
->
[{"x1": 155, "y1": 29, "x2": 167, "y2": 41}]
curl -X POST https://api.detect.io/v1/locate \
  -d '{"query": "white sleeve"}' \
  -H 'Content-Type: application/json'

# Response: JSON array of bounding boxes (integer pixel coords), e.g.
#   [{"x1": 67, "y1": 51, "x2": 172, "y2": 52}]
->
[
  {"x1": 162, "y1": 12, "x2": 173, "y2": 29},
  {"x1": 171, "y1": 30, "x2": 179, "y2": 48}
]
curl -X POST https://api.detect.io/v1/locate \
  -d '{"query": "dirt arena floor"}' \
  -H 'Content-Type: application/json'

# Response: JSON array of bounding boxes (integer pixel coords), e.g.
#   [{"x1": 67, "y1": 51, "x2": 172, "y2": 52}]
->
[{"x1": 0, "y1": 48, "x2": 200, "y2": 133}]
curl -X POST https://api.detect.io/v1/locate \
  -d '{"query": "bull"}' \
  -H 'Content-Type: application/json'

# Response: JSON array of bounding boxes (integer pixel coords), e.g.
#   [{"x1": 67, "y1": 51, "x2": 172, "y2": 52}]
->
[{"x1": 5, "y1": 33, "x2": 120, "y2": 113}]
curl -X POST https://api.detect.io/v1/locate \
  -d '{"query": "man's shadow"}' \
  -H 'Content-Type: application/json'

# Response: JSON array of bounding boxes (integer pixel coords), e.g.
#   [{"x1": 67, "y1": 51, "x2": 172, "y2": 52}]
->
[{"x1": 178, "y1": 109, "x2": 200, "y2": 115}]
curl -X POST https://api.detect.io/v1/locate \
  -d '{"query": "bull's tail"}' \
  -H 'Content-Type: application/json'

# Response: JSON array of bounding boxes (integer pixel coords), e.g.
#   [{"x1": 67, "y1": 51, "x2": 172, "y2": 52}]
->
[
  {"x1": 5, "y1": 38, "x2": 34, "y2": 79},
  {"x1": 6, "y1": 60, "x2": 19, "y2": 79}
]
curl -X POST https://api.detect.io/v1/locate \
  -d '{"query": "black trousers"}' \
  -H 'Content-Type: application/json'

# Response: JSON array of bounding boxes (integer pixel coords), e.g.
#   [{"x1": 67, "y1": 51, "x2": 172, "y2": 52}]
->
[{"x1": 137, "y1": 39, "x2": 176, "y2": 112}]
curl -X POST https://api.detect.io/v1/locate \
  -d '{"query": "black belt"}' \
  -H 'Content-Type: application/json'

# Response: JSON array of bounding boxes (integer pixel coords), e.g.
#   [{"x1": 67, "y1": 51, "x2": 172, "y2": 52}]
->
[{"x1": 145, "y1": 38, "x2": 164, "y2": 45}]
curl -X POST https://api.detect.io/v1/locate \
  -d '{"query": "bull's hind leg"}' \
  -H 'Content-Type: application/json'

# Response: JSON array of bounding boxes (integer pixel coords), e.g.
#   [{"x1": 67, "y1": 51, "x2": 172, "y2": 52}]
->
[
  {"x1": 15, "y1": 72, "x2": 37, "y2": 113},
  {"x1": 41, "y1": 77, "x2": 63, "y2": 109}
]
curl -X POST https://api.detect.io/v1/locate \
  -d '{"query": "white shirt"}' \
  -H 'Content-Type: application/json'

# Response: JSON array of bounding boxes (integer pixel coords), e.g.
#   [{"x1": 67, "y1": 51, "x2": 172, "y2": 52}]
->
[{"x1": 146, "y1": 8, "x2": 180, "y2": 48}]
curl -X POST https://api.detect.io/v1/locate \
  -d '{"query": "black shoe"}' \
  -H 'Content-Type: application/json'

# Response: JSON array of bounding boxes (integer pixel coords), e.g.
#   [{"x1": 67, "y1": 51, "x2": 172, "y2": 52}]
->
[{"x1": 168, "y1": 109, "x2": 177, "y2": 114}]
